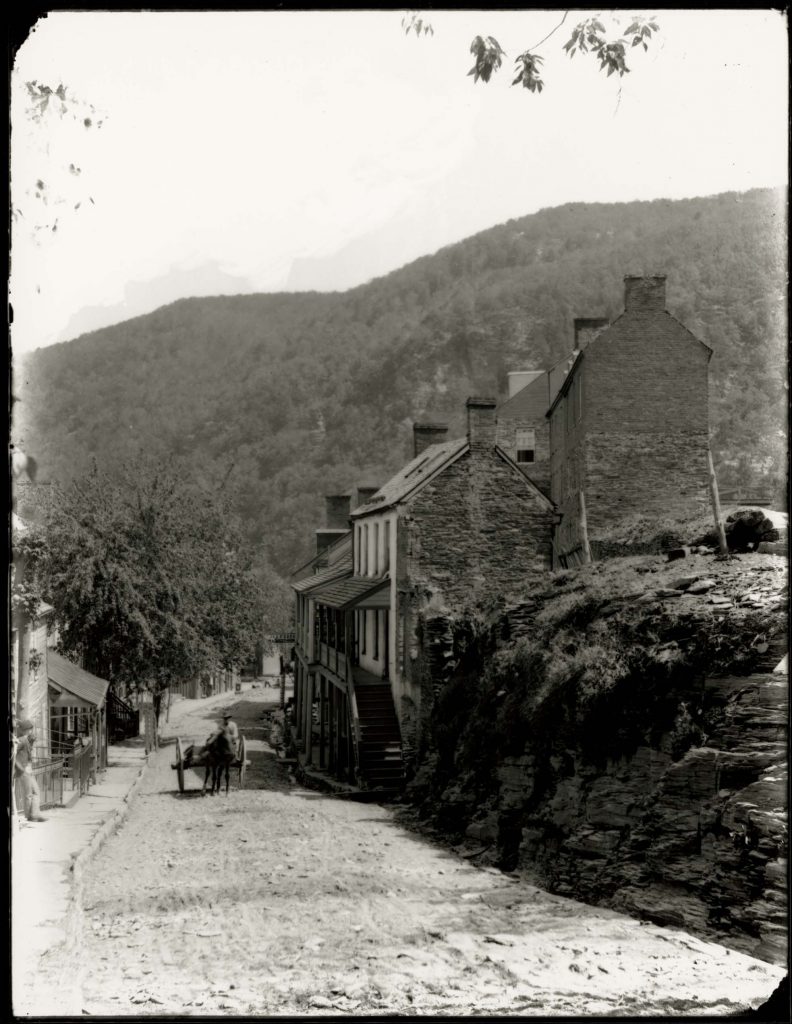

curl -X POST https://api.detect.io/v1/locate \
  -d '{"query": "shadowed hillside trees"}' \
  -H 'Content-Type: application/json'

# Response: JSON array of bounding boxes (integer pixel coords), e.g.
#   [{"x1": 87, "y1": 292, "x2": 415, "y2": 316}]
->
[{"x1": 13, "y1": 188, "x2": 787, "y2": 575}]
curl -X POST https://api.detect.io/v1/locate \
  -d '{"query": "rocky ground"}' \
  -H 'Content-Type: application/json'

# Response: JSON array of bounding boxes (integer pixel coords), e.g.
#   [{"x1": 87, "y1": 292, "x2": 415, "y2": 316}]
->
[{"x1": 31, "y1": 687, "x2": 784, "y2": 1017}]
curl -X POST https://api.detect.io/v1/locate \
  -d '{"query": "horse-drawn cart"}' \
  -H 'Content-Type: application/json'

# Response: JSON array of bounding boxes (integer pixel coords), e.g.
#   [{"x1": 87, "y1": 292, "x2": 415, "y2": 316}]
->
[{"x1": 171, "y1": 734, "x2": 249, "y2": 793}]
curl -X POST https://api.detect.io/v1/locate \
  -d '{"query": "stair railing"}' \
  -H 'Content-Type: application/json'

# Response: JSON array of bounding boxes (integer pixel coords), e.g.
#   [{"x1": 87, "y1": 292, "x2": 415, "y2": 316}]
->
[{"x1": 345, "y1": 663, "x2": 362, "y2": 783}]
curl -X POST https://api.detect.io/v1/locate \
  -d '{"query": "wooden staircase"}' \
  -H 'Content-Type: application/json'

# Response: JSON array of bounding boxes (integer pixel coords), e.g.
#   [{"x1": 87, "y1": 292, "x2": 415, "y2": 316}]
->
[
  {"x1": 107, "y1": 691, "x2": 139, "y2": 743},
  {"x1": 353, "y1": 681, "x2": 405, "y2": 793}
]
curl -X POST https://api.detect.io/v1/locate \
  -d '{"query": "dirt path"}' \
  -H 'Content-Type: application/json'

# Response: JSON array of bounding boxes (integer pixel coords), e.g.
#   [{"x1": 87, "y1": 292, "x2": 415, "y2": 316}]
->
[{"x1": 44, "y1": 689, "x2": 782, "y2": 1016}]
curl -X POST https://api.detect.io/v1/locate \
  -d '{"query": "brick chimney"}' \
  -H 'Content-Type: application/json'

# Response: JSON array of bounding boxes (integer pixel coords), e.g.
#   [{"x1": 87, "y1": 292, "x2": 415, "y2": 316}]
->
[
  {"x1": 413, "y1": 422, "x2": 449, "y2": 457},
  {"x1": 573, "y1": 317, "x2": 610, "y2": 350},
  {"x1": 624, "y1": 275, "x2": 666, "y2": 313},
  {"x1": 325, "y1": 494, "x2": 351, "y2": 530},
  {"x1": 507, "y1": 371, "x2": 544, "y2": 399},
  {"x1": 355, "y1": 485, "x2": 380, "y2": 508},
  {"x1": 466, "y1": 397, "x2": 497, "y2": 451}
]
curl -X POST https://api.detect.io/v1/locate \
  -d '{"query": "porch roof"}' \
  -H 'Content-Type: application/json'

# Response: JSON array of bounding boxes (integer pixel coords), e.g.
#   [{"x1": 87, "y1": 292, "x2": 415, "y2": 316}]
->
[
  {"x1": 311, "y1": 576, "x2": 389, "y2": 610},
  {"x1": 292, "y1": 556, "x2": 353, "y2": 594},
  {"x1": 48, "y1": 649, "x2": 109, "y2": 709}
]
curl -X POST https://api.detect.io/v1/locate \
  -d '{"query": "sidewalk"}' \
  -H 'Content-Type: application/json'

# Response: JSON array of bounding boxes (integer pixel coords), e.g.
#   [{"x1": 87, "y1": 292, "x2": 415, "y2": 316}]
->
[{"x1": 11, "y1": 740, "x2": 149, "y2": 1017}]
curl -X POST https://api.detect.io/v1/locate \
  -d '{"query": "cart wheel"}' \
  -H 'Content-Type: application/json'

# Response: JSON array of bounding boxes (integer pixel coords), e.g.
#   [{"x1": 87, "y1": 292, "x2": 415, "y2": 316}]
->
[
  {"x1": 176, "y1": 736, "x2": 185, "y2": 793},
  {"x1": 238, "y1": 735, "x2": 247, "y2": 790}
]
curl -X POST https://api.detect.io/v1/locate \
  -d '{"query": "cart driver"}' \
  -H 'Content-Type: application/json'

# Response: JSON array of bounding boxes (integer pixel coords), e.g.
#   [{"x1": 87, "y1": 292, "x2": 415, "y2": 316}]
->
[{"x1": 222, "y1": 711, "x2": 239, "y2": 752}]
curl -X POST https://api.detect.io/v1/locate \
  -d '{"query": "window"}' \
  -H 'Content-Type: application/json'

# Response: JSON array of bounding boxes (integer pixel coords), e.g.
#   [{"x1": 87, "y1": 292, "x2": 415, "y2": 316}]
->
[
  {"x1": 361, "y1": 610, "x2": 367, "y2": 655},
  {"x1": 383, "y1": 520, "x2": 391, "y2": 574},
  {"x1": 516, "y1": 428, "x2": 536, "y2": 464},
  {"x1": 362, "y1": 524, "x2": 368, "y2": 575},
  {"x1": 373, "y1": 610, "x2": 380, "y2": 660},
  {"x1": 373, "y1": 521, "x2": 380, "y2": 575}
]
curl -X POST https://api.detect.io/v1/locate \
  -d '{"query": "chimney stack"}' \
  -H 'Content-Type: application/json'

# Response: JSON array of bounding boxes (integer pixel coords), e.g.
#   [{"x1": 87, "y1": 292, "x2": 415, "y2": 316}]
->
[
  {"x1": 466, "y1": 397, "x2": 497, "y2": 451},
  {"x1": 573, "y1": 317, "x2": 609, "y2": 351},
  {"x1": 624, "y1": 275, "x2": 666, "y2": 313},
  {"x1": 413, "y1": 422, "x2": 449, "y2": 457},
  {"x1": 507, "y1": 370, "x2": 544, "y2": 399},
  {"x1": 355, "y1": 485, "x2": 380, "y2": 509},
  {"x1": 325, "y1": 494, "x2": 351, "y2": 530}
]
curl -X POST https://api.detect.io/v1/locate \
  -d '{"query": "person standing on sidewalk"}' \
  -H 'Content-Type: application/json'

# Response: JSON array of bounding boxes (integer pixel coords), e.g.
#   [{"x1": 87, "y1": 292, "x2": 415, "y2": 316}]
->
[{"x1": 14, "y1": 720, "x2": 47, "y2": 822}]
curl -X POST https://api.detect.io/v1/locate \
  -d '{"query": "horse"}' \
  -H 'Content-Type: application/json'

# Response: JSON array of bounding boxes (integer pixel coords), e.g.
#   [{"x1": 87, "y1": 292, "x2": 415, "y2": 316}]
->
[{"x1": 202, "y1": 729, "x2": 236, "y2": 796}]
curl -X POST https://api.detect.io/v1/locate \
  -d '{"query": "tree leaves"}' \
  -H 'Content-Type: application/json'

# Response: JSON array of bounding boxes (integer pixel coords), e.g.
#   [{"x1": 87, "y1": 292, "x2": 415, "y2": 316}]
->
[
  {"x1": 405, "y1": 11, "x2": 660, "y2": 93},
  {"x1": 563, "y1": 14, "x2": 659, "y2": 78},
  {"x1": 512, "y1": 52, "x2": 544, "y2": 92},
  {"x1": 402, "y1": 10, "x2": 433, "y2": 37},
  {"x1": 468, "y1": 35, "x2": 505, "y2": 84},
  {"x1": 17, "y1": 457, "x2": 273, "y2": 689}
]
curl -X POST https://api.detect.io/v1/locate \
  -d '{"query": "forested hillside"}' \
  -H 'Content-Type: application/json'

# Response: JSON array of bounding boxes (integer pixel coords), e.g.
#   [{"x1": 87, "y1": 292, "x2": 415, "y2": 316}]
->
[{"x1": 14, "y1": 188, "x2": 787, "y2": 575}]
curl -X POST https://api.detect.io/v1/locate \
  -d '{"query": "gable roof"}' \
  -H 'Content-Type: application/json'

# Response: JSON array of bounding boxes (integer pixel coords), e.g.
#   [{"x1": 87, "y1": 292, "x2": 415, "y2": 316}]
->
[
  {"x1": 547, "y1": 306, "x2": 713, "y2": 419},
  {"x1": 48, "y1": 649, "x2": 109, "y2": 708},
  {"x1": 351, "y1": 437, "x2": 468, "y2": 517}
]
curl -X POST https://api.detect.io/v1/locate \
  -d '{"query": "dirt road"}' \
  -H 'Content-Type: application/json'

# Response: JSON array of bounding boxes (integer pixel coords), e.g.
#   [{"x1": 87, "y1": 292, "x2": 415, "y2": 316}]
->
[{"x1": 42, "y1": 688, "x2": 783, "y2": 1016}]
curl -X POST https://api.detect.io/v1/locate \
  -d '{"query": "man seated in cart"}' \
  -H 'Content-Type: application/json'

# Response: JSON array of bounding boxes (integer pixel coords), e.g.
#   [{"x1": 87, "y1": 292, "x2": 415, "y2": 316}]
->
[{"x1": 176, "y1": 710, "x2": 239, "y2": 768}]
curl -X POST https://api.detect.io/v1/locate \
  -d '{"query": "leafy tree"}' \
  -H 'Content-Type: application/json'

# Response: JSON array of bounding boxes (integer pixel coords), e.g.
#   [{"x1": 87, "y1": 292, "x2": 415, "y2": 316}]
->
[
  {"x1": 13, "y1": 457, "x2": 276, "y2": 696},
  {"x1": 402, "y1": 10, "x2": 660, "y2": 92}
]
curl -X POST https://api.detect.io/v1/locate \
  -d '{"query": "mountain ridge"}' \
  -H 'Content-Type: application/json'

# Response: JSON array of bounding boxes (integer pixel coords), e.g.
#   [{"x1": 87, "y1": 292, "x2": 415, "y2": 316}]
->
[{"x1": 14, "y1": 187, "x2": 787, "y2": 575}]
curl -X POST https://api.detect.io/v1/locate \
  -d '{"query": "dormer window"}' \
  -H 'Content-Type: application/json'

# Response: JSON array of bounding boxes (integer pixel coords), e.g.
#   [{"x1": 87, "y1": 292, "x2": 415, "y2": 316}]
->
[{"x1": 516, "y1": 429, "x2": 536, "y2": 464}]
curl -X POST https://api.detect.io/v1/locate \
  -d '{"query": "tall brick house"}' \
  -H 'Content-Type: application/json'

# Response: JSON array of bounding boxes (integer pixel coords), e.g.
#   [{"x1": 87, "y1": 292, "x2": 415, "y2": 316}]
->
[{"x1": 548, "y1": 275, "x2": 713, "y2": 566}]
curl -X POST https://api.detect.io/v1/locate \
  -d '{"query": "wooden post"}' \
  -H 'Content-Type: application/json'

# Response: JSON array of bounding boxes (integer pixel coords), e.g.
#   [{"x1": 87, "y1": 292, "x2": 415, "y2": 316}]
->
[
  {"x1": 708, "y1": 449, "x2": 730, "y2": 555},
  {"x1": 578, "y1": 489, "x2": 593, "y2": 565},
  {"x1": 319, "y1": 677, "x2": 326, "y2": 769}
]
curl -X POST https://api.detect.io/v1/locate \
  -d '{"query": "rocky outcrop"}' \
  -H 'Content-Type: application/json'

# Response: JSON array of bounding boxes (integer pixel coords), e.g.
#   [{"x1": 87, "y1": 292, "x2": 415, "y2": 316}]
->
[
  {"x1": 409, "y1": 553, "x2": 788, "y2": 965},
  {"x1": 495, "y1": 671, "x2": 788, "y2": 965}
]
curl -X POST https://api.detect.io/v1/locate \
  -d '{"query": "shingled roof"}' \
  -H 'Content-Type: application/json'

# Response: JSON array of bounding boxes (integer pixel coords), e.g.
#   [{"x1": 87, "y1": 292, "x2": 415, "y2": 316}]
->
[
  {"x1": 292, "y1": 549, "x2": 354, "y2": 593},
  {"x1": 351, "y1": 437, "x2": 468, "y2": 517},
  {"x1": 308, "y1": 576, "x2": 389, "y2": 610}
]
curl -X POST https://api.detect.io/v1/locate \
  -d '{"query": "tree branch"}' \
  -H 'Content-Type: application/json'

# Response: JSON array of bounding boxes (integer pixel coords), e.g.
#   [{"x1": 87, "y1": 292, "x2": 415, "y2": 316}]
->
[{"x1": 528, "y1": 10, "x2": 569, "y2": 52}]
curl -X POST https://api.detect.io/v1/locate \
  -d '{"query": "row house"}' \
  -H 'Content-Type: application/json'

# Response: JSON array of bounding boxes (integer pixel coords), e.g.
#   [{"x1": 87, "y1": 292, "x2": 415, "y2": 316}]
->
[{"x1": 290, "y1": 399, "x2": 557, "y2": 790}]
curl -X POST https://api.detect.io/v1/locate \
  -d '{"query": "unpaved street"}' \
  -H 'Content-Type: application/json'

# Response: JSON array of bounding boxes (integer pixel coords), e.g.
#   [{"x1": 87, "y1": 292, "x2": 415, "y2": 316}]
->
[{"x1": 42, "y1": 689, "x2": 782, "y2": 1016}]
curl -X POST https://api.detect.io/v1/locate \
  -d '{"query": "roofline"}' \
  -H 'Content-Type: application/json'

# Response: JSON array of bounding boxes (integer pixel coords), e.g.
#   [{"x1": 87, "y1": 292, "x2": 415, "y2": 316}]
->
[
  {"x1": 497, "y1": 371, "x2": 550, "y2": 415},
  {"x1": 350, "y1": 439, "x2": 469, "y2": 518},
  {"x1": 547, "y1": 349, "x2": 585, "y2": 417},
  {"x1": 493, "y1": 446, "x2": 556, "y2": 510},
  {"x1": 291, "y1": 562, "x2": 352, "y2": 594},
  {"x1": 546, "y1": 308, "x2": 713, "y2": 421},
  {"x1": 289, "y1": 529, "x2": 351, "y2": 577}
]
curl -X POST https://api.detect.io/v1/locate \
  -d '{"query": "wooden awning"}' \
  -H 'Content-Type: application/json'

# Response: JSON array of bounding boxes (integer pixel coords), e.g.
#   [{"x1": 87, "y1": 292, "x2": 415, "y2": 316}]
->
[{"x1": 48, "y1": 650, "x2": 109, "y2": 709}]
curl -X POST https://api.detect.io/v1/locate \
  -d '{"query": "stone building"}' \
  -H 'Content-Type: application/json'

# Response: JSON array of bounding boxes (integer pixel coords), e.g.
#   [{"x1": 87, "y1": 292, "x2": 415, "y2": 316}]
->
[
  {"x1": 353, "y1": 399, "x2": 557, "y2": 765},
  {"x1": 289, "y1": 400, "x2": 557, "y2": 788},
  {"x1": 548, "y1": 275, "x2": 713, "y2": 567}
]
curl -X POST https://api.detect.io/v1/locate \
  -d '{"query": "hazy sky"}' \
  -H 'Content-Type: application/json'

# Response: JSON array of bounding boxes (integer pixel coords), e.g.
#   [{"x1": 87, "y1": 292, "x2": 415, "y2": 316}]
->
[{"x1": 10, "y1": 9, "x2": 788, "y2": 354}]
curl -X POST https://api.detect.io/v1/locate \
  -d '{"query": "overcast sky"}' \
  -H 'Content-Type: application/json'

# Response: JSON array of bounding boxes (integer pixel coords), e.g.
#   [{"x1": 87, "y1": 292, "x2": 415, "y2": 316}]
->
[{"x1": 10, "y1": 9, "x2": 788, "y2": 355}]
